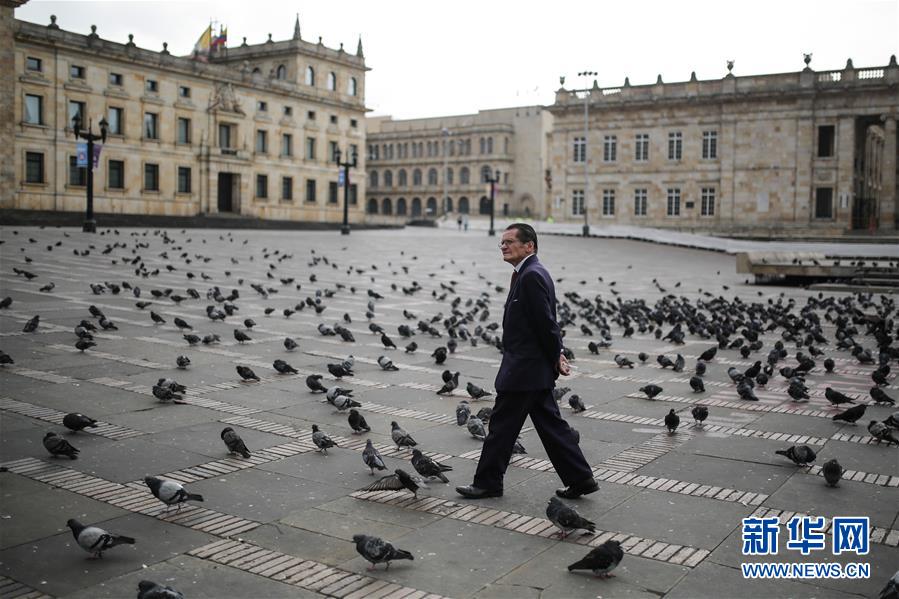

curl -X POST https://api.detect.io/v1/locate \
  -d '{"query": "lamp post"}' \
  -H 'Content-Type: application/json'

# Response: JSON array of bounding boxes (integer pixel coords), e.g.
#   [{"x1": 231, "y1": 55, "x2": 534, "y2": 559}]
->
[
  {"x1": 484, "y1": 168, "x2": 500, "y2": 236},
  {"x1": 71, "y1": 114, "x2": 108, "y2": 233},
  {"x1": 441, "y1": 127, "x2": 450, "y2": 217},
  {"x1": 334, "y1": 145, "x2": 357, "y2": 235},
  {"x1": 578, "y1": 70, "x2": 596, "y2": 237}
]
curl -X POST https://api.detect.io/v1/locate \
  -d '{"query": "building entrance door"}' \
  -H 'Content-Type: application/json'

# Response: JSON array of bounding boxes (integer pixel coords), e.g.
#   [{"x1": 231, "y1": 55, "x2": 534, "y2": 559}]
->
[{"x1": 218, "y1": 173, "x2": 238, "y2": 213}]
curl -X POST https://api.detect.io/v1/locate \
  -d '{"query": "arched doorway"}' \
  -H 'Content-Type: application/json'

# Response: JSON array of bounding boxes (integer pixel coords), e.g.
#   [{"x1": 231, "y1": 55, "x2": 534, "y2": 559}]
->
[
  {"x1": 396, "y1": 197, "x2": 407, "y2": 215},
  {"x1": 382, "y1": 198, "x2": 392, "y2": 215},
  {"x1": 445, "y1": 197, "x2": 453, "y2": 212},
  {"x1": 426, "y1": 197, "x2": 437, "y2": 216},
  {"x1": 367, "y1": 198, "x2": 378, "y2": 214},
  {"x1": 459, "y1": 197, "x2": 469, "y2": 214},
  {"x1": 411, "y1": 197, "x2": 422, "y2": 217},
  {"x1": 479, "y1": 196, "x2": 491, "y2": 215}
]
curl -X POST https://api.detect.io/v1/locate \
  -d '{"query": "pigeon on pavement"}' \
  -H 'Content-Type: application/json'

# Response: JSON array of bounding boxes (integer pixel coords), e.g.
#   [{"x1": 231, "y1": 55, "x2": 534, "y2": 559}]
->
[
  {"x1": 467, "y1": 415, "x2": 487, "y2": 441},
  {"x1": 691, "y1": 406, "x2": 709, "y2": 426},
  {"x1": 664, "y1": 409, "x2": 680, "y2": 434},
  {"x1": 63, "y1": 413, "x2": 97, "y2": 433},
  {"x1": 137, "y1": 580, "x2": 184, "y2": 599},
  {"x1": 362, "y1": 439, "x2": 387, "y2": 474},
  {"x1": 312, "y1": 424, "x2": 338, "y2": 453},
  {"x1": 352, "y1": 534, "x2": 414, "y2": 571},
  {"x1": 273, "y1": 359, "x2": 298, "y2": 374},
  {"x1": 868, "y1": 420, "x2": 899, "y2": 445},
  {"x1": 390, "y1": 421, "x2": 417, "y2": 449},
  {"x1": 236, "y1": 365, "x2": 260, "y2": 381},
  {"x1": 44, "y1": 432, "x2": 79, "y2": 459},
  {"x1": 67, "y1": 518, "x2": 135, "y2": 558},
  {"x1": 822, "y1": 458, "x2": 844, "y2": 487},
  {"x1": 567, "y1": 539, "x2": 624, "y2": 578},
  {"x1": 639, "y1": 384, "x2": 662, "y2": 399},
  {"x1": 360, "y1": 468, "x2": 426, "y2": 497},
  {"x1": 221, "y1": 427, "x2": 251, "y2": 458},
  {"x1": 348, "y1": 409, "x2": 371, "y2": 434},
  {"x1": 832, "y1": 404, "x2": 866, "y2": 424},
  {"x1": 775, "y1": 445, "x2": 817, "y2": 466},
  {"x1": 546, "y1": 497, "x2": 596, "y2": 538},
  {"x1": 411, "y1": 448, "x2": 452, "y2": 483},
  {"x1": 144, "y1": 476, "x2": 204, "y2": 510},
  {"x1": 456, "y1": 400, "x2": 471, "y2": 426}
]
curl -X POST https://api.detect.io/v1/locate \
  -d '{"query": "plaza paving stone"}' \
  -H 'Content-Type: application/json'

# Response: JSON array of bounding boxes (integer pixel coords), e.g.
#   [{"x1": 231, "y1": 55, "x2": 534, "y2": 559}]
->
[{"x1": 0, "y1": 225, "x2": 896, "y2": 598}]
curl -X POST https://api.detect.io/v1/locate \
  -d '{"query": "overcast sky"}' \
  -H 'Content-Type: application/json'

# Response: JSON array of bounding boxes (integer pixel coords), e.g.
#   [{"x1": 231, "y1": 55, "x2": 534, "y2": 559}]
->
[{"x1": 16, "y1": 0, "x2": 899, "y2": 120}]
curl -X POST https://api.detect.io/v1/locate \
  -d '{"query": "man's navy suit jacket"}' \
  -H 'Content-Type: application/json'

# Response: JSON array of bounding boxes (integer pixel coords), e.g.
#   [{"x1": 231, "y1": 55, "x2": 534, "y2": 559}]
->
[{"x1": 494, "y1": 255, "x2": 563, "y2": 392}]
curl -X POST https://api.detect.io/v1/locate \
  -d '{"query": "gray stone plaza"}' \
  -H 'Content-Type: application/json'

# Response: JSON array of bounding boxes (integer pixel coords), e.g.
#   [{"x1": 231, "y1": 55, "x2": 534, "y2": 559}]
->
[{"x1": 0, "y1": 225, "x2": 897, "y2": 598}]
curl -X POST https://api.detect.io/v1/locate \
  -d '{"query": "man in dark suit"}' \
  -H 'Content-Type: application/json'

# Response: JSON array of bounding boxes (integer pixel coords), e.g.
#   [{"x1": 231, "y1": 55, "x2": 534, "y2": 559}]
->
[{"x1": 456, "y1": 223, "x2": 597, "y2": 499}]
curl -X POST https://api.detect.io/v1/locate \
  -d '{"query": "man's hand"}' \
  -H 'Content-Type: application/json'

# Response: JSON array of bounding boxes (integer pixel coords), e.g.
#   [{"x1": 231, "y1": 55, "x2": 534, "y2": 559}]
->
[{"x1": 558, "y1": 354, "x2": 571, "y2": 376}]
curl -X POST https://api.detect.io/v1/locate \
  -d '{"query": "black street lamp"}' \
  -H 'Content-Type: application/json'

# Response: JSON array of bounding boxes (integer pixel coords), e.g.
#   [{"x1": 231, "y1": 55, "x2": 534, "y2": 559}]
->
[
  {"x1": 334, "y1": 146, "x2": 358, "y2": 235},
  {"x1": 484, "y1": 169, "x2": 500, "y2": 237},
  {"x1": 71, "y1": 114, "x2": 108, "y2": 233}
]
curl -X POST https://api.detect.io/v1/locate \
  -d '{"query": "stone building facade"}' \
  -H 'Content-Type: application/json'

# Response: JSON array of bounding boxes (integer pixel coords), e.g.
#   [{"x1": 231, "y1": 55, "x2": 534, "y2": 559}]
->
[
  {"x1": 364, "y1": 106, "x2": 553, "y2": 223},
  {"x1": 548, "y1": 59, "x2": 899, "y2": 234},
  {"x1": 4, "y1": 12, "x2": 368, "y2": 224}
]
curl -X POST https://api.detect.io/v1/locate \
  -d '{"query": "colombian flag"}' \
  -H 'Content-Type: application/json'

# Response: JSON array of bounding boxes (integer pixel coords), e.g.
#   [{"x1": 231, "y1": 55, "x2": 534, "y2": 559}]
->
[{"x1": 192, "y1": 24, "x2": 212, "y2": 61}]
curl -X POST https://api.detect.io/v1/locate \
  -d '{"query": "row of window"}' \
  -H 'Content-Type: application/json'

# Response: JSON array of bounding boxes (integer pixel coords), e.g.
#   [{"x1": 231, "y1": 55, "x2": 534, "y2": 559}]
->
[
  {"x1": 369, "y1": 165, "x2": 506, "y2": 188},
  {"x1": 573, "y1": 131, "x2": 718, "y2": 163},
  {"x1": 368, "y1": 136, "x2": 508, "y2": 161},
  {"x1": 254, "y1": 175, "x2": 357, "y2": 204},
  {"x1": 366, "y1": 196, "x2": 504, "y2": 216},
  {"x1": 568, "y1": 187, "x2": 717, "y2": 217},
  {"x1": 26, "y1": 56, "x2": 359, "y2": 97}
]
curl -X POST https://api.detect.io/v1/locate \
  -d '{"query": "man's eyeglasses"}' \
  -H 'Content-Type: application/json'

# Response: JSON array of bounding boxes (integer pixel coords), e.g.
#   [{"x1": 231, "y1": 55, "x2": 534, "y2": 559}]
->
[{"x1": 498, "y1": 240, "x2": 524, "y2": 248}]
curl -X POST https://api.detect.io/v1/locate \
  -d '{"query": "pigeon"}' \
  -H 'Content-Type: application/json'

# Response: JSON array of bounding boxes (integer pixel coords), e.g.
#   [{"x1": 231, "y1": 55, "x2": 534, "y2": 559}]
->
[
  {"x1": 664, "y1": 409, "x2": 680, "y2": 434},
  {"x1": 175, "y1": 355, "x2": 190, "y2": 369},
  {"x1": 236, "y1": 365, "x2": 260, "y2": 381},
  {"x1": 361, "y1": 468, "x2": 426, "y2": 498},
  {"x1": 391, "y1": 421, "x2": 417, "y2": 449},
  {"x1": 273, "y1": 359, "x2": 298, "y2": 374},
  {"x1": 476, "y1": 407, "x2": 493, "y2": 423},
  {"x1": 233, "y1": 329, "x2": 251, "y2": 343},
  {"x1": 362, "y1": 439, "x2": 387, "y2": 474},
  {"x1": 23, "y1": 315, "x2": 39, "y2": 333},
  {"x1": 411, "y1": 448, "x2": 453, "y2": 483},
  {"x1": 639, "y1": 384, "x2": 662, "y2": 399},
  {"x1": 871, "y1": 387, "x2": 896, "y2": 406},
  {"x1": 173, "y1": 317, "x2": 192, "y2": 330},
  {"x1": 737, "y1": 381, "x2": 759, "y2": 401},
  {"x1": 43, "y1": 432, "x2": 79, "y2": 459},
  {"x1": 513, "y1": 437, "x2": 527, "y2": 454},
  {"x1": 699, "y1": 346, "x2": 717, "y2": 361},
  {"x1": 244, "y1": 318, "x2": 256, "y2": 329},
  {"x1": 568, "y1": 394, "x2": 586, "y2": 413},
  {"x1": 405, "y1": 341, "x2": 418, "y2": 353},
  {"x1": 221, "y1": 427, "x2": 251, "y2": 458},
  {"x1": 467, "y1": 415, "x2": 487, "y2": 441},
  {"x1": 613, "y1": 354, "x2": 634, "y2": 368},
  {"x1": 823, "y1": 358, "x2": 835, "y2": 373},
  {"x1": 775, "y1": 444, "x2": 817, "y2": 466},
  {"x1": 352, "y1": 534, "x2": 414, "y2": 571},
  {"x1": 201, "y1": 334, "x2": 220, "y2": 345},
  {"x1": 466, "y1": 381, "x2": 492, "y2": 400},
  {"x1": 885, "y1": 411, "x2": 899, "y2": 429},
  {"x1": 183, "y1": 334, "x2": 201, "y2": 345},
  {"x1": 348, "y1": 409, "x2": 371, "y2": 434},
  {"x1": 637, "y1": 352, "x2": 649, "y2": 363},
  {"x1": 329, "y1": 391, "x2": 361, "y2": 412},
  {"x1": 150, "y1": 311, "x2": 166, "y2": 325},
  {"x1": 312, "y1": 424, "x2": 338, "y2": 453},
  {"x1": 380, "y1": 333, "x2": 397, "y2": 349},
  {"x1": 868, "y1": 420, "x2": 899, "y2": 445},
  {"x1": 552, "y1": 387, "x2": 571, "y2": 402},
  {"x1": 152, "y1": 384, "x2": 183, "y2": 403},
  {"x1": 432, "y1": 346, "x2": 447, "y2": 364},
  {"x1": 63, "y1": 413, "x2": 97, "y2": 433},
  {"x1": 691, "y1": 405, "x2": 709, "y2": 426},
  {"x1": 144, "y1": 476, "x2": 204, "y2": 510},
  {"x1": 695, "y1": 361, "x2": 707, "y2": 377},
  {"x1": 0, "y1": 350, "x2": 13, "y2": 365},
  {"x1": 567, "y1": 539, "x2": 624, "y2": 578},
  {"x1": 378, "y1": 355, "x2": 399, "y2": 371},
  {"x1": 75, "y1": 339, "x2": 96, "y2": 352},
  {"x1": 546, "y1": 497, "x2": 596, "y2": 538},
  {"x1": 67, "y1": 519, "x2": 135, "y2": 558},
  {"x1": 689, "y1": 376, "x2": 705, "y2": 393},
  {"x1": 437, "y1": 373, "x2": 460, "y2": 395},
  {"x1": 306, "y1": 374, "x2": 328, "y2": 393},
  {"x1": 456, "y1": 401, "x2": 471, "y2": 426},
  {"x1": 673, "y1": 354, "x2": 685, "y2": 372},
  {"x1": 284, "y1": 337, "x2": 299, "y2": 351},
  {"x1": 832, "y1": 404, "x2": 866, "y2": 424},
  {"x1": 137, "y1": 580, "x2": 184, "y2": 599},
  {"x1": 822, "y1": 458, "x2": 844, "y2": 487},
  {"x1": 656, "y1": 354, "x2": 674, "y2": 369},
  {"x1": 327, "y1": 363, "x2": 353, "y2": 378}
]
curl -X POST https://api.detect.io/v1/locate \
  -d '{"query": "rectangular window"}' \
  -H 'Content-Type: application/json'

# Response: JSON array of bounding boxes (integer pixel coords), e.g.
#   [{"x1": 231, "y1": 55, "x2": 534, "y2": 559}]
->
[
  {"x1": 571, "y1": 189, "x2": 585, "y2": 216},
  {"x1": 329, "y1": 181, "x2": 339, "y2": 204},
  {"x1": 144, "y1": 163, "x2": 159, "y2": 191},
  {"x1": 330, "y1": 114, "x2": 338, "y2": 124},
  {"x1": 218, "y1": 124, "x2": 232, "y2": 149},
  {"x1": 307, "y1": 110, "x2": 316, "y2": 120},
  {"x1": 329, "y1": 141, "x2": 339, "y2": 162},
  {"x1": 283, "y1": 105, "x2": 292, "y2": 116},
  {"x1": 603, "y1": 135, "x2": 617, "y2": 162},
  {"x1": 634, "y1": 188, "x2": 647, "y2": 216},
  {"x1": 602, "y1": 189, "x2": 615, "y2": 216},
  {"x1": 668, "y1": 132, "x2": 682, "y2": 160},
  {"x1": 177, "y1": 166, "x2": 191, "y2": 193},
  {"x1": 257, "y1": 100, "x2": 267, "y2": 112},
  {"x1": 68, "y1": 156, "x2": 86, "y2": 186},
  {"x1": 177, "y1": 117, "x2": 191, "y2": 144},
  {"x1": 306, "y1": 137, "x2": 316, "y2": 160},
  {"x1": 818, "y1": 125, "x2": 835, "y2": 158},
  {"x1": 25, "y1": 152, "x2": 44, "y2": 183},
  {"x1": 635, "y1": 133, "x2": 649, "y2": 161},
  {"x1": 350, "y1": 144, "x2": 358, "y2": 162},
  {"x1": 108, "y1": 159, "x2": 124, "y2": 189},
  {"x1": 256, "y1": 130, "x2": 268, "y2": 153},
  {"x1": 109, "y1": 72, "x2": 123, "y2": 86},
  {"x1": 573, "y1": 137, "x2": 585, "y2": 163},
  {"x1": 702, "y1": 130, "x2": 718, "y2": 159},
  {"x1": 282, "y1": 176, "x2": 293, "y2": 200},
  {"x1": 667, "y1": 188, "x2": 681, "y2": 216},
  {"x1": 26, "y1": 56, "x2": 42, "y2": 72},
  {"x1": 349, "y1": 183, "x2": 358, "y2": 205},
  {"x1": 282, "y1": 133, "x2": 293, "y2": 157},
  {"x1": 305, "y1": 178, "x2": 317, "y2": 203},
  {"x1": 24, "y1": 94, "x2": 43, "y2": 125},
  {"x1": 108, "y1": 107, "x2": 123, "y2": 135},
  {"x1": 256, "y1": 174, "x2": 268, "y2": 198},
  {"x1": 70, "y1": 64, "x2": 85, "y2": 79},
  {"x1": 145, "y1": 79, "x2": 158, "y2": 93},
  {"x1": 350, "y1": 118, "x2": 358, "y2": 128},
  {"x1": 701, "y1": 187, "x2": 716, "y2": 216},
  {"x1": 178, "y1": 85, "x2": 191, "y2": 98},
  {"x1": 815, "y1": 187, "x2": 834, "y2": 218},
  {"x1": 143, "y1": 112, "x2": 158, "y2": 139},
  {"x1": 68, "y1": 100, "x2": 85, "y2": 127}
]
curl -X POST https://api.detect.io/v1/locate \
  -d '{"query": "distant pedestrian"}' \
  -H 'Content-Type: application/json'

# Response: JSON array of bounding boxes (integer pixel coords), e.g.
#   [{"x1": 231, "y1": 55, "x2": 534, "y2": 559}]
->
[
  {"x1": 457, "y1": 215, "x2": 463, "y2": 230},
  {"x1": 463, "y1": 214, "x2": 469, "y2": 232}
]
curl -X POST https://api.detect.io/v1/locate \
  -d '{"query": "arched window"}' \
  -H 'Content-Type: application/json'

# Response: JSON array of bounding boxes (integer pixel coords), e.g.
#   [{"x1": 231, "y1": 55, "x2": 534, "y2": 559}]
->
[
  {"x1": 449, "y1": 140, "x2": 455, "y2": 156},
  {"x1": 426, "y1": 197, "x2": 437, "y2": 215},
  {"x1": 382, "y1": 198, "x2": 392, "y2": 215},
  {"x1": 460, "y1": 167, "x2": 470, "y2": 184},
  {"x1": 504, "y1": 137, "x2": 509, "y2": 154},
  {"x1": 382, "y1": 144, "x2": 388, "y2": 158},
  {"x1": 445, "y1": 197, "x2": 453, "y2": 212},
  {"x1": 480, "y1": 165, "x2": 492, "y2": 183},
  {"x1": 276, "y1": 64, "x2": 287, "y2": 80},
  {"x1": 480, "y1": 138, "x2": 485, "y2": 154},
  {"x1": 479, "y1": 196, "x2": 491, "y2": 215},
  {"x1": 369, "y1": 171, "x2": 378, "y2": 188},
  {"x1": 305, "y1": 66, "x2": 315, "y2": 86},
  {"x1": 459, "y1": 197, "x2": 469, "y2": 214},
  {"x1": 418, "y1": 142, "x2": 423, "y2": 157},
  {"x1": 327, "y1": 72, "x2": 336, "y2": 91},
  {"x1": 411, "y1": 197, "x2": 422, "y2": 216},
  {"x1": 446, "y1": 168, "x2": 453, "y2": 185},
  {"x1": 398, "y1": 169, "x2": 407, "y2": 186},
  {"x1": 367, "y1": 198, "x2": 379, "y2": 214},
  {"x1": 412, "y1": 169, "x2": 422, "y2": 186},
  {"x1": 348, "y1": 77, "x2": 357, "y2": 96},
  {"x1": 428, "y1": 168, "x2": 438, "y2": 186},
  {"x1": 396, "y1": 198, "x2": 407, "y2": 215},
  {"x1": 487, "y1": 137, "x2": 493, "y2": 154},
  {"x1": 383, "y1": 170, "x2": 393, "y2": 187}
]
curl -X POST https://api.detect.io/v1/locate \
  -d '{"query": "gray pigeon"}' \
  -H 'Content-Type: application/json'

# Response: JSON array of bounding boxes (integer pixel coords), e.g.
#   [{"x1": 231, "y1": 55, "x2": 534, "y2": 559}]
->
[
  {"x1": 613, "y1": 354, "x2": 634, "y2": 368},
  {"x1": 567, "y1": 539, "x2": 624, "y2": 578},
  {"x1": 689, "y1": 376, "x2": 705, "y2": 393},
  {"x1": 664, "y1": 409, "x2": 680, "y2": 434},
  {"x1": 67, "y1": 518, "x2": 135, "y2": 558},
  {"x1": 360, "y1": 468, "x2": 426, "y2": 497},
  {"x1": 411, "y1": 448, "x2": 452, "y2": 483},
  {"x1": 273, "y1": 359, "x2": 298, "y2": 374},
  {"x1": 362, "y1": 439, "x2": 387, "y2": 475},
  {"x1": 467, "y1": 415, "x2": 486, "y2": 441},
  {"x1": 221, "y1": 427, "x2": 250, "y2": 458},
  {"x1": 44, "y1": 432, "x2": 79, "y2": 459},
  {"x1": 868, "y1": 420, "x2": 899, "y2": 445},
  {"x1": 822, "y1": 458, "x2": 843, "y2": 487},
  {"x1": 236, "y1": 365, "x2": 259, "y2": 381},
  {"x1": 775, "y1": 445, "x2": 817, "y2": 466},
  {"x1": 152, "y1": 384, "x2": 182, "y2": 403},
  {"x1": 546, "y1": 497, "x2": 596, "y2": 538},
  {"x1": 639, "y1": 384, "x2": 662, "y2": 399},
  {"x1": 233, "y1": 329, "x2": 251, "y2": 343},
  {"x1": 568, "y1": 394, "x2": 586, "y2": 413},
  {"x1": 377, "y1": 355, "x2": 399, "y2": 371},
  {"x1": 144, "y1": 476, "x2": 203, "y2": 510},
  {"x1": 348, "y1": 408, "x2": 371, "y2": 434},
  {"x1": 466, "y1": 382, "x2": 492, "y2": 400},
  {"x1": 175, "y1": 355, "x2": 190, "y2": 369},
  {"x1": 23, "y1": 315, "x2": 40, "y2": 332},
  {"x1": 456, "y1": 400, "x2": 471, "y2": 426},
  {"x1": 63, "y1": 413, "x2": 97, "y2": 433},
  {"x1": 284, "y1": 337, "x2": 299, "y2": 351},
  {"x1": 137, "y1": 580, "x2": 184, "y2": 599},
  {"x1": 312, "y1": 424, "x2": 338, "y2": 453},
  {"x1": 352, "y1": 534, "x2": 414, "y2": 570},
  {"x1": 390, "y1": 421, "x2": 417, "y2": 449},
  {"x1": 329, "y1": 392, "x2": 361, "y2": 412}
]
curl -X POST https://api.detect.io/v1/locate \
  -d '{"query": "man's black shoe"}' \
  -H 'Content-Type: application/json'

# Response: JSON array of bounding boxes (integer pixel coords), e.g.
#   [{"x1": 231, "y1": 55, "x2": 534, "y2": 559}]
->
[
  {"x1": 555, "y1": 478, "x2": 599, "y2": 499},
  {"x1": 456, "y1": 485, "x2": 503, "y2": 499}
]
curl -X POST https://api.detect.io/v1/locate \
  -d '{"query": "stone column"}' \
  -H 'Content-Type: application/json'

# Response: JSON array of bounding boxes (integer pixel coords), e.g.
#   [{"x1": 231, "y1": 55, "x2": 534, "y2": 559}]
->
[
  {"x1": 0, "y1": 1, "x2": 27, "y2": 206},
  {"x1": 879, "y1": 115, "x2": 897, "y2": 230}
]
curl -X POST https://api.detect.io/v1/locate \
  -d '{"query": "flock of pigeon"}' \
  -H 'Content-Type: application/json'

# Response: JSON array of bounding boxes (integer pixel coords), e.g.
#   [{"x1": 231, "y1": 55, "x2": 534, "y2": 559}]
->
[{"x1": 2, "y1": 227, "x2": 898, "y2": 595}]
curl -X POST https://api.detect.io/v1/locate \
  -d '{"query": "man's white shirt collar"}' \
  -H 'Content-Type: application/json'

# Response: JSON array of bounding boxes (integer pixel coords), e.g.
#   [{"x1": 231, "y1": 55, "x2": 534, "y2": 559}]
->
[{"x1": 513, "y1": 253, "x2": 535, "y2": 273}]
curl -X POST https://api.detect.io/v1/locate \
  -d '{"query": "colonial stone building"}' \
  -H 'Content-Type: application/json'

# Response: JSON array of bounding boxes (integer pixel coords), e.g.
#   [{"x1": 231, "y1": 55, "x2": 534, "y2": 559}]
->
[
  {"x1": 547, "y1": 58, "x2": 899, "y2": 234},
  {"x1": 365, "y1": 107, "x2": 553, "y2": 223},
  {"x1": 4, "y1": 11, "x2": 368, "y2": 224}
]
